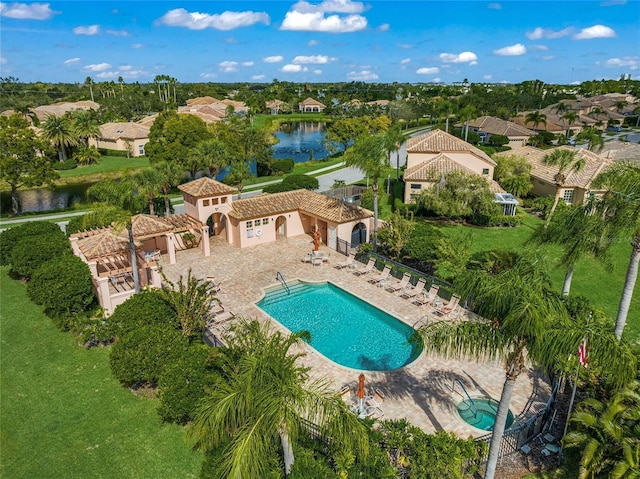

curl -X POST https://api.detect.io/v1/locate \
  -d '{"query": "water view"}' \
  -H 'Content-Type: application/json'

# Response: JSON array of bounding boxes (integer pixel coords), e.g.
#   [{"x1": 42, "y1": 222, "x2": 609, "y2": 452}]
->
[{"x1": 271, "y1": 122, "x2": 332, "y2": 163}]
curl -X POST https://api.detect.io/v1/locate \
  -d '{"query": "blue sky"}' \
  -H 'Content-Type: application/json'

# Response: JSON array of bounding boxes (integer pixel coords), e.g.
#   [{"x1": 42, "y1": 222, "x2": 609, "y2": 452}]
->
[{"x1": 1, "y1": 1, "x2": 638, "y2": 84}]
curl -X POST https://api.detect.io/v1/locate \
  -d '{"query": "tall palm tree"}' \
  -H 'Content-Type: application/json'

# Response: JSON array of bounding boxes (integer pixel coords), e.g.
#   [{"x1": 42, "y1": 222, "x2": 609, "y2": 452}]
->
[
  {"x1": 524, "y1": 110, "x2": 547, "y2": 131},
  {"x1": 225, "y1": 160, "x2": 251, "y2": 199},
  {"x1": 438, "y1": 100, "x2": 457, "y2": 133},
  {"x1": 563, "y1": 381, "x2": 640, "y2": 479},
  {"x1": 592, "y1": 161, "x2": 640, "y2": 339},
  {"x1": 554, "y1": 102, "x2": 568, "y2": 116},
  {"x1": 576, "y1": 126, "x2": 605, "y2": 152},
  {"x1": 188, "y1": 139, "x2": 229, "y2": 180},
  {"x1": 84, "y1": 76, "x2": 95, "y2": 102},
  {"x1": 383, "y1": 124, "x2": 404, "y2": 179},
  {"x1": 416, "y1": 251, "x2": 635, "y2": 479},
  {"x1": 542, "y1": 148, "x2": 585, "y2": 224},
  {"x1": 133, "y1": 167, "x2": 163, "y2": 215},
  {"x1": 187, "y1": 318, "x2": 369, "y2": 477},
  {"x1": 344, "y1": 133, "x2": 389, "y2": 251},
  {"x1": 561, "y1": 111, "x2": 578, "y2": 141},
  {"x1": 40, "y1": 114, "x2": 78, "y2": 161},
  {"x1": 614, "y1": 100, "x2": 628, "y2": 114},
  {"x1": 72, "y1": 110, "x2": 100, "y2": 146},
  {"x1": 458, "y1": 104, "x2": 477, "y2": 142},
  {"x1": 153, "y1": 160, "x2": 184, "y2": 217}
]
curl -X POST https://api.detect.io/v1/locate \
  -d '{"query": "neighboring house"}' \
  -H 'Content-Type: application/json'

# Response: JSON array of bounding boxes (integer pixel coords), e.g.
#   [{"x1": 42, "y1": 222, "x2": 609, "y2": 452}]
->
[
  {"x1": 367, "y1": 100, "x2": 389, "y2": 108},
  {"x1": 2, "y1": 100, "x2": 100, "y2": 123},
  {"x1": 403, "y1": 129, "x2": 517, "y2": 215},
  {"x1": 266, "y1": 99, "x2": 289, "y2": 115},
  {"x1": 496, "y1": 146, "x2": 613, "y2": 205},
  {"x1": 511, "y1": 112, "x2": 567, "y2": 135},
  {"x1": 298, "y1": 97, "x2": 327, "y2": 113},
  {"x1": 90, "y1": 122, "x2": 150, "y2": 157},
  {"x1": 463, "y1": 116, "x2": 536, "y2": 148},
  {"x1": 600, "y1": 140, "x2": 640, "y2": 165},
  {"x1": 179, "y1": 177, "x2": 374, "y2": 249}
]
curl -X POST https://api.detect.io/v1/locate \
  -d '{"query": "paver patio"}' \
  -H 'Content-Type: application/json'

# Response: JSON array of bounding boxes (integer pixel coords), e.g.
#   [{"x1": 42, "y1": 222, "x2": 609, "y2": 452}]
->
[{"x1": 160, "y1": 235, "x2": 551, "y2": 438}]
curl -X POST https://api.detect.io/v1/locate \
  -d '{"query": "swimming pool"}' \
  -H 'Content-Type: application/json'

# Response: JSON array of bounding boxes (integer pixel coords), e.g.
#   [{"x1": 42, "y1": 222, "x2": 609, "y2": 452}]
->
[{"x1": 256, "y1": 281, "x2": 422, "y2": 371}]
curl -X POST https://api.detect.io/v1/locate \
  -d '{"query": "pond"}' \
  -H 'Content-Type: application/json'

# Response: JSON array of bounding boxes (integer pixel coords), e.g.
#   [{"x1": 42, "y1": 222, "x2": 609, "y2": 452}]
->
[
  {"x1": 1, "y1": 182, "x2": 92, "y2": 215},
  {"x1": 271, "y1": 121, "x2": 333, "y2": 163}
]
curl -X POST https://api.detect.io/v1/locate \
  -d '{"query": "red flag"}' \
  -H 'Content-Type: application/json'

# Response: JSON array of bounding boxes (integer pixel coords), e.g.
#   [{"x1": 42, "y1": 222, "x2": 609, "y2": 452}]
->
[{"x1": 578, "y1": 338, "x2": 588, "y2": 368}]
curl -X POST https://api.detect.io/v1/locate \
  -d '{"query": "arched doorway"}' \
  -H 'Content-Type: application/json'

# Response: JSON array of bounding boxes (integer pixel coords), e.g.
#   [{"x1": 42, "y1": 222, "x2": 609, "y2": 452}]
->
[
  {"x1": 351, "y1": 222, "x2": 367, "y2": 247},
  {"x1": 208, "y1": 213, "x2": 228, "y2": 241},
  {"x1": 275, "y1": 216, "x2": 287, "y2": 237}
]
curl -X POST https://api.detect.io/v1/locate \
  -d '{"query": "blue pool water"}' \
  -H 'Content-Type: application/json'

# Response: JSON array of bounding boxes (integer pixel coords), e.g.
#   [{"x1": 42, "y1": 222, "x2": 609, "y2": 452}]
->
[
  {"x1": 457, "y1": 398, "x2": 514, "y2": 431},
  {"x1": 257, "y1": 282, "x2": 422, "y2": 371}
]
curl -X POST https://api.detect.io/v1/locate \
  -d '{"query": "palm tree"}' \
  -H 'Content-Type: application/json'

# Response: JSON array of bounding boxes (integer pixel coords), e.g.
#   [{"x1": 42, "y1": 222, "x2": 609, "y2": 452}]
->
[
  {"x1": 592, "y1": 161, "x2": 640, "y2": 339},
  {"x1": 524, "y1": 111, "x2": 547, "y2": 131},
  {"x1": 153, "y1": 160, "x2": 184, "y2": 217},
  {"x1": 458, "y1": 104, "x2": 477, "y2": 142},
  {"x1": 188, "y1": 139, "x2": 229, "y2": 180},
  {"x1": 344, "y1": 133, "x2": 389, "y2": 251},
  {"x1": 225, "y1": 160, "x2": 251, "y2": 199},
  {"x1": 438, "y1": 100, "x2": 457, "y2": 133},
  {"x1": 614, "y1": 100, "x2": 628, "y2": 114},
  {"x1": 563, "y1": 381, "x2": 640, "y2": 478},
  {"x1": 576, "y1": 126, "x2": 605, "y2": 152},
  {"x1": 40, "y1": 114, "x2": 78, "y2": 161},
  {"x1": 554, "y1": 102, "x2": 568, "y2": 116},
  {"x1": 542, "y1": 148, "x2": 585, "y2": 224},
  {"x1": 84, "y1": 76, "x2": 94, "y2": 102},
  {"x1": 74, "y1": 145, "x2": 100, "y2": 166},
  {"x1": 383, "y1": 124, "x2": 404, "y2": 179},
  {"x1": 416, "y1": 251, "x2": 635, "y2": 479},
  {"x1": 72, "y1": 110, "x2": 100, "y2": 146},
  {"x1": 187, "y1": 318, "x2": 369, "y2": 477},
  {"x1": 133, "y1": 167, "x2": 163, "y2": 215},
  {"x1": 561, "y1": 111, "x2": 578, "y2": 141},
  {"x1": 118, "y1": 76, "x2": 124, "y2": 98}
]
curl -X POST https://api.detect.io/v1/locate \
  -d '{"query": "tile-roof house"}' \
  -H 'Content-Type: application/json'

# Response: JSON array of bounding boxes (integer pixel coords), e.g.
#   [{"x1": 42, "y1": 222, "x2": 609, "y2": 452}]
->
[
  {"x1": 495, "y1": 146, "x2": 613, "y2": 206},
  {"x1": 90, "y1": 122, "x2": 150, "y2": 157},
  {"x1": 298, "y1": 97, "x2": 327, "y2": 113},
  {"x1": 463, "y1": 116, "x2": 536, "y2": 148}
]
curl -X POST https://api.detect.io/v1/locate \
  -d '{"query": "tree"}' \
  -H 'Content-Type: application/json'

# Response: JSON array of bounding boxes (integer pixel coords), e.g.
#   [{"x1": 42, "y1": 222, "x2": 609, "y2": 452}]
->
[
  {"x1": 384, "y1": 124, "x2": 404, "y2": 179},
  {"x1": 40, "y1": 113, "x2": 78, "y2": 161},
  {"x1": 524, "y1": 111, "x2": 547, "y2": 130},
  {"x1": 493, "y1": 154, "x2": 532, "y2": 198},
  {"x1": 563, "y1": 381, "x2": 640, "y2": 479},
  {"x1": 614, "y1": 100, "x2": 628, "y2": 114},
  {"x1": 576, "y1": 126, "x2": 605, "y2": 152},
  {"x1": 0, "y1": 114, "x2": 58, "y2": 215},
  {"x1": 224, "y1": 160, "x2": 251, "y2": 198},
  {"x1": 263, "y1": 174, "x2": 319, "y2": 193},
  {"x1": 592, "y1": 161, "x2": 640, "y2": 339},
  {"x1": 376, "y1": 209, "x2": 414, "y2": 261},
  {"x1": 562, "y1": 111, "x2": 578, "y2": 139},
  {"x1": 0, "y1": 221, "x2": 61, "y2": 266},
  {"x1": 187, "y1": 318, "x2": 369, "y2": 477},
  {"x1": 73, "y1": 145, "x2": 100, "y2": 166},
  {"x1": 554, "y1": 102, "x2": 568, "y2": 116},
  {"x1": 457, "y1": 104, "x2": 477, "y2": 142},
  {"x1": 344, "y1": 134, "x2": 390, "y2": 251},
  {"x1": 542, "y1": 148, "x2": 585, "y2": 224},
  {"x1": 85, "y1": 76, "x2": 94, "y2": 103},
  {"x1": 72, "y1": 109, "x2": 100, "y2": 146},
  {"x1": 133, "y1": 167, "x2": 163, "y2": 215},
  {"x1": 11, "y1": 233, "x2": 72, "y2": 279},
  {"x1": 186, "y1": 139, "x2": 229, "y2": 180},
  {"x1": 154, "y1": 160, "x2": 184, "y2": 217},
  {"x1": 416, "y1": 251, "x2": 635, "y2": 479},
  {"x1": 146, "y1": 111, "x2": 212, "y2": 166}
]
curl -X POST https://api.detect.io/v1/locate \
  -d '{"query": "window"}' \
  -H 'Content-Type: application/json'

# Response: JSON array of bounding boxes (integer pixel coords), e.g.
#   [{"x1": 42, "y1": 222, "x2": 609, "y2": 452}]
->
[
  {"x1": 221, "y1": 197, "x2": 227, "y2": 203},
  {"x1": 563, "y1": 189, "x2": 574, "y2": 204},
  {"x1": 482, "y1": 168, "x2": 490, "y2": 175},
  {"x1": 138, "y1": 144, "x2": 145, "y2": 155},
  {"x1": 203, "y1": 199, "x2": 210, "y2": 206},
  {"x1": 262, "y1": 218, "x2": 269, "y2": 225},
  {"x1": 212, "y1": 198, "x2": 219, "y2": 205},
  {"x1": 410, "y1": 183, "x2": 421, "y2": 190},
  {"x1": 246, "y1": 220, "x2": 253, "y2": 228}
]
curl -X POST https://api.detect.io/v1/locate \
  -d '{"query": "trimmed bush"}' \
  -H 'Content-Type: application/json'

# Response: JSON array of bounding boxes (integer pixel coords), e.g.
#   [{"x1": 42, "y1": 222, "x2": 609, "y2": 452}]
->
[
  {"x1": 272, "y1": 158, "x2": 295, "y2": 174},
  {"x1": 0, "y1": 221, "x2": 62, "y2": 266},
  {"x1": 53, "y1": 158, "x2": 78, "y2": 170},
  {"x1": 263, "y1": 174, "x2": 319, "y2": 193},
  {"x1": 10, "y1": 233, "x2": 72, "y2": 278},
  {"x1": 27, "y1": 255, "x2": 95, "y2": 317},
  {"x1": 107, "y1": 289, "x2": 177, "y2": 337}
]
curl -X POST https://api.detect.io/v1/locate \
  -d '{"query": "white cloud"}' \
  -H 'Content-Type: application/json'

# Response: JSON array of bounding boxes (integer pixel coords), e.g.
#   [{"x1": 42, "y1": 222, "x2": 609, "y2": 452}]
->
[
  {"x1": 487, "y1": 3, "x2": 502, "y2": 9},
  {"x1": 131, "y1": 43, "x2": 144, "y2": 49},
  {"x1": 281, "y1": 0, "x2": 368, "y2": 32},
  {"x1": 282, "y1": 64, "x2": 304, "y2": 72},
  {"x1": 224, "y1": 37, "x2": 238, "y2": 44},
  {"x1": 483, "y1": 74, "x2": 492, "y2": 80},
  {"x1": 292, "y1": 55, "x2": 331, "y2": 64},
  {"x1": 0, "y1": 56, "x2": 6, "y2": 65},
  {"x1": 85, "y1": 63, "x2": 111, "y2": 72},
  {"x1": 263, "y1": 55, "x2": 284, "y2": 63},
  {"x1": 526, "y1": 26, "x2": 572, "y2": 40},
  {"x1": 346, "y1": 70, "x2": 378, "y2": 81},
  {"x1": 432, "y1": 77, "x2": 441, "y2": 83},
  {"x1": 605, "y1": 56, "x2": 638, "y2": 70},
  {"x1": 252, "y1": 74, "x2": 266, "y2": 80},
  {"x1": 439, "y1": 51, "x2": 478, "y2": 64},
  {"x1": 119, "y1": 65, "x2": 132, "y2": 71},
  {"x1": 398, "y1": 43, "x2": 412, "y2": 49},
  {"x1": 528, "y1": 44, "x2": 548, "y2": 51},
  {"x1": 416, "y1": 67, "x2": 439, "y2": 75},
  {"x1": 0, "y1": 2, "x2": 59, "y2": 20},
  {"x1": 73, "y1": 25, "x2": 100, "y2": 35},
  {"x1": 156, "y1": 8, "x2": 269, "y2": 31},
  {"x1": 308, "y1": 39, "x2": 319, "y2": 46},
  {"x1": 400, "y1": 58, "x2": 411, "y2": 64},
  {"x1": 200, "y1": 73, "x2": 218, "y2": 79},
  {"x1": 219, "y1": 61, "x2": 238, "y2": 72},
  {"x1": 574, "y1": 24, "x2": 616, "y2": 39},
  {"x1": 494, "y1": 43, "x2": 527, "y2": 56},
  {"x1": 64, "y1": 57, "x2": 80, "y2": 65},
  {"x1": 541, "y1": 55, "x2": 556, "y2": 60},
  {"x1": 313, "y1": 69, "x2": 322, "y2": 74},
  {"x1": 379, "y1": 23, "x2": 389, "y2": 31},
  {"x1": 106, "y1": 29, "x2": 129, "y2": 37},
  {"x1": 242, "y1": 61, "x2": 254, "y2": 66}
]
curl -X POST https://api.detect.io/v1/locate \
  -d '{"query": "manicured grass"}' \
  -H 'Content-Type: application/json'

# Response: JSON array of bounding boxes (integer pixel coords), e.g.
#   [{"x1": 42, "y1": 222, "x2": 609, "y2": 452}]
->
[
  {"x1": 434, "y1": 213, "x2": 640, "y2": 343},
  {"x1": 56, "y1": 156, "x2": 150, "y2": 179},
  {"x1": 0, "y1": 268, "x2": 202, "y2": 478},
  {"x1": 241, "y1": 156, "x2": 345, "y2": 188}
]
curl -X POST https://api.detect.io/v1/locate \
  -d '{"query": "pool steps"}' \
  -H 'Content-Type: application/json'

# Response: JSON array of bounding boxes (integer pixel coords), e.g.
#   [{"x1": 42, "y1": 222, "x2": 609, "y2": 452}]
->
[{"x1": 260, "y1": 281, "x2": 311, "y2": 306}]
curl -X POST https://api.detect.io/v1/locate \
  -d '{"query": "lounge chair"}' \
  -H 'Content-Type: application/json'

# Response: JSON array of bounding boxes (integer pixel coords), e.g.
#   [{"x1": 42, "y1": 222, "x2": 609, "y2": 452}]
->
[
  {"x1": 366, "y1": 389, "x2": 385, "y2": 408},
  {"x1": 334, "y1": 252, "x2": 356, "y2": 269},
  {"x1": 339, "y1": 385, "x2": 351, "y2": 405},
  {"x1": 211, "y1": 310, "x2": 235, "y2": 324},
  {"x1": 353, "y1": 258, "x2": 376, "y2": 276},
  {"x1": 386, "y1": 272, "x2": 411, "y2": 293},
  {"x1": 400, "y1": 278, "x2": 426, "y2": 299},
  {"x1": 439, "y1": 294, "x2": 461, "y2": 317},
  {"x1": 413, "y1": 284, "x2": 440, "y2": 306},
  {"x1": 368, "y1": 265, "x2": 391, "y2": 284},
  {"x1": 209, "y1": 300, "x2": 225, "y2": 316}
]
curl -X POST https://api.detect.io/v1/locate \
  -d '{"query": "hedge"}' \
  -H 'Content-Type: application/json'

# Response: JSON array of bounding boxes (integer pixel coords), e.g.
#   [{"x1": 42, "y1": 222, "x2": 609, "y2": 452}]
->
[
  {"x1": 10, "y1": 233, "x2": 72, "y2": 278},
  {"x1": 0, "y1": 221, "x2": 63, "y2": 266},
  {"x1": 107, "y1": 289, "x2": 178, "y2": 337}
]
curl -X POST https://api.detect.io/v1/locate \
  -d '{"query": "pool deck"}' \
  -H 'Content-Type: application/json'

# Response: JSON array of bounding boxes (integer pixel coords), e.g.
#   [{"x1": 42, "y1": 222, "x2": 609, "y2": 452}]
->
[{"x1": 160, "y1": 235, "x2": 551, "y2": 439}]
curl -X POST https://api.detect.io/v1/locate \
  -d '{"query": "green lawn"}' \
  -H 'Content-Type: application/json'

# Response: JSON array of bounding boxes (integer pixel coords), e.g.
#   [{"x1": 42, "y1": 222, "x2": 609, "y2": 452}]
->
[
  {"x1": 0, "y1": 268, "x2": 202, "y2": 478},
  {"x1": 56, "y1": 156, "x2": 150, "y2": 179}
]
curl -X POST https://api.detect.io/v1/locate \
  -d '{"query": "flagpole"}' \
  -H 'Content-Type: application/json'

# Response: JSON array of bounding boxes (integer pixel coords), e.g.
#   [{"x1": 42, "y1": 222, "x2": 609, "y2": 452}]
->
[{"x1": 563, "y1": 358, "x2": 581, "y2": 438}]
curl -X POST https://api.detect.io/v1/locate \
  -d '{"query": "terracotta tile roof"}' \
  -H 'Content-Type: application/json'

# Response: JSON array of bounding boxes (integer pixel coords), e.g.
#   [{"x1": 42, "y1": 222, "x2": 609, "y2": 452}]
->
[
  {"x1": 465, "y1": 116, "x2": 535, "y2": 137},
  {"x1": 71, "y1": 228, "x2": 133, "y2": 260},
  {"x1": 404, "y1": 154, "x2": 505, "y2": 193},
  {"x1": 137, "y1": 114, "x2": 158, "y2": 128},
  {"x1": 229, "y1": 189, "x2": 373, "y2": 223},
  {"x1": 127, "y1": 214, "x2": 175, "y2": 238},
  {"x1": 178, "y1": 177, "x2": 235, "y2": 197},
  {"x1": 600, "y1": 141, "x2": 640, "y2": 162},
  {"x1": 496, "y1": 146, "x2": 612, "y2": 189},
  {"x1": 99, "y1": 122, "x2": 149, "y2": 140},
  {"x1": 266, "y1": 100, "x2": 288, "y2": 109},
  {"x1": 186, "y1": 96, "x2": 220, "y2": 106},
  {"x1": 511, "y1": 114, "x2": 565, "y2": 132},
  {"x1": 299, "y1": 97, "x2": 326, "y2": 108},
  {"x1": 406, "y1": 129, "x2": 496, "y2": 165}
]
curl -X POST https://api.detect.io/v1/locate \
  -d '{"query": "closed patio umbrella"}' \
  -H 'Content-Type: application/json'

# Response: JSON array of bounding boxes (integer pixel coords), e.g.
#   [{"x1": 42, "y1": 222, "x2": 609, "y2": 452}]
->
[{"x1": 357, "y1": 373, "x2": 365, "y2": 413}]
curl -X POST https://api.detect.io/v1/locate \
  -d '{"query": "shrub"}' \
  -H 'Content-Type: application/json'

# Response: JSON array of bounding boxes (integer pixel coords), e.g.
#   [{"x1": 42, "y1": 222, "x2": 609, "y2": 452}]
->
[
  {"x1": 110, "y1": 323, "x2": 188, "y2": 386},
  {"x1": 66, "y1": 210, "x2": 119, "y2": 236},
  {"x1": 272, "y1": 158, "x2": 295, "y2": 174},
  {"x1": 10, "y1": 233, "x2": 72, "y2": 278},
  {"x1": 53, "y1": 158, "x2": 78, "y2": 170},
  {"x1": 0, "y1": 221, "x2": 62, "y2": 265},
  {"x1": 263, "y1": 174, "x2": 319, "y2": 193},
  {"x1": 27, "y1": 255, "x2": 95, "y2": 317},
  {"x1": 488, "y1": 134, "x2": 509, "y2": 147},
  {"x1": 97, "y1": 148, "x2": 129, "y2": 157},
  {"x1": 107, "y1": 288, "x2": 177, "y2": 337},
  {"x1": 360, "y1": 188, "x2": 374, "y2": 210}
]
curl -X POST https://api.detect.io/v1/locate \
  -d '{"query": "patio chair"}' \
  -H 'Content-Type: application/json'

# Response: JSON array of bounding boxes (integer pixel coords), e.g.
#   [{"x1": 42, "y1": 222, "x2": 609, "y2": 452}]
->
[
  {"x1": 210, "y1": 310, "x2": 235, "y2": 324},
  {"x1": 334, "y1": 252, "x2": 356, "y2": 269},
  {"x1": 400, "y1": 278, "x2": 426, "y2": 299},
  {"x1": 413, "y1": 284, "x2": 440, "y2": 306},
  {"x1": 209, "y1": 300, "x2": 225, "y2": 316},
  {"x1": 339, "y1": 385, "x2": 351, "y2": 405},
  {"x1": 440, "y1": 294, "x2": 461, "y2": 317},
  {"x1": 368, "y1": 265, "x2": 391, "y2": 284},
  {"x1": 353, "y1": 258, "x2": 376, "y2": 276},
  {"x1": 386, "y1": 272, "x2": 411, "y2": 293},
  {"x1": 366, "y1": 389, "x2": 385, "y2": 409}
]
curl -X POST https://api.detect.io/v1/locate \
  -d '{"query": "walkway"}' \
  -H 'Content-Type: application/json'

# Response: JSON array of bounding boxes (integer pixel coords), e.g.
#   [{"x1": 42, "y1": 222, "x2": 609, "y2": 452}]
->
[{"x1": 160, "y1": 235, "x2": 551, "y2": 437}]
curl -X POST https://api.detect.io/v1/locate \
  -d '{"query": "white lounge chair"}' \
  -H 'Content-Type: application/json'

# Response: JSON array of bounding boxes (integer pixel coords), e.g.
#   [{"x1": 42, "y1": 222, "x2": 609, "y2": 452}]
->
[
  {"x1": 439, "y1": 294, "x2": 461, "y2": 317},
  {"x1": 368, "y1": 265, "x2": 391, "y2": 284},
  {"x1": 386, "y1": 272, "x2": 411, "y2": 293},
  {"x1": 353, "y1": 258, "x2": 376, "y2": 276},
  {"x1": 400, "y1": 278, "x2": 426, "y2": 299},
  {"x1": 413, "y1": 284, "x2": 440, "y2": 306},
  {"x1": 334, "y1": 252, "x2": 356, "y2": 269}
]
